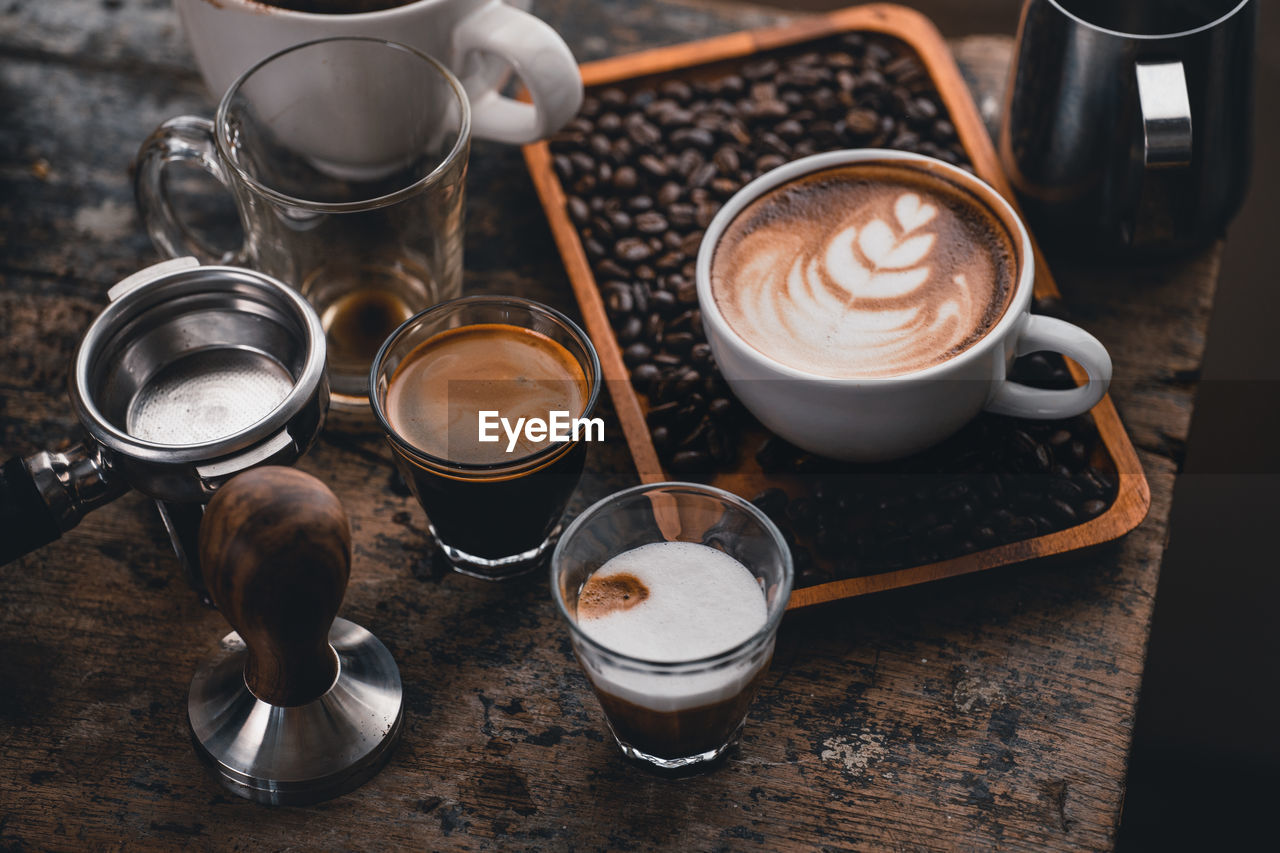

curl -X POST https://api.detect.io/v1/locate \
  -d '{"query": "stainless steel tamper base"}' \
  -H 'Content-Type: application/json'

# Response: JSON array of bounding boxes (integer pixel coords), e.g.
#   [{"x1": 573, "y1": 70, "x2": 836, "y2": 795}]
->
[{"x1": 187, "y1": 618, "x2": 403, "y2": 805}]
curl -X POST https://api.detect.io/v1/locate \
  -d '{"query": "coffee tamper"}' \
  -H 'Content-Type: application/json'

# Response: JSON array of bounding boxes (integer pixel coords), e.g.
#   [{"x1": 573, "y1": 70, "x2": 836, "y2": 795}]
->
[{"x1": 188, "y1": 467, "x2": 403, "y2": 805}]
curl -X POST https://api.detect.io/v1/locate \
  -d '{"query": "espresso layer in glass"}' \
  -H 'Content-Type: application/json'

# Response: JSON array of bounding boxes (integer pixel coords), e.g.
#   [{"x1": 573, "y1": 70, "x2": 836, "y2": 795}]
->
[{"x1": 385, "y1": 323, "x2": 590, "y2": 560}]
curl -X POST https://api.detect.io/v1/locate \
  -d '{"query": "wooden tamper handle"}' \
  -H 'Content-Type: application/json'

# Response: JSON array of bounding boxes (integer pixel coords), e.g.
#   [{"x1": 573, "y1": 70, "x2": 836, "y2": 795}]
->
[{"x1": 198, "y1": 467, "x2": 351, "y2": 707}]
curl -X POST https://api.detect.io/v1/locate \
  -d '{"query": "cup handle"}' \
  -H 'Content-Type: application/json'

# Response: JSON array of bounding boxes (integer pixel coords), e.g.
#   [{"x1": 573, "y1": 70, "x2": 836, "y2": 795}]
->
[
  {"x1": 452, "y1": 0, "x2": 583, "y2": 145},
  {"x1": 984, "y1": 315, "x2": 1112, "y2": 420},
  {"x1": 1136, "y1": 60, "x2": 1193, "y2": 169},
  {"x1": 133, "y1": 116, "x2": 245, "y2": 264}
]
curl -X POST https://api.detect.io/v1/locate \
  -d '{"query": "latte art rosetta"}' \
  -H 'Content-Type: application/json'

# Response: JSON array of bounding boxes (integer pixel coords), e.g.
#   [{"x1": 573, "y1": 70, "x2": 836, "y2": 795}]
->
[{"x1": 711, "y1": 164, "x2": 1016, "y2": 379}]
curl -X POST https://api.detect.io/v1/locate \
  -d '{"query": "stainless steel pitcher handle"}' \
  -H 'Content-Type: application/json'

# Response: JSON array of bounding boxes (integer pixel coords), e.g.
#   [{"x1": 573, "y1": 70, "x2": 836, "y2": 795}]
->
[{"x1": 1136, "y1": 61, "x2": 1193, "y2": 168}]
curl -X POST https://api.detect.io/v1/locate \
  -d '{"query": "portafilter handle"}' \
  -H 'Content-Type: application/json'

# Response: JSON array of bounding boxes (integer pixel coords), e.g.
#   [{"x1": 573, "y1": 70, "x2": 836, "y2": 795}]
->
[
  {"x1": 1, "y1": 444, "x2": 126, "y2": 565},
  {"x1": 198, "y1": 466, "x2": 350, "y2": 706}
]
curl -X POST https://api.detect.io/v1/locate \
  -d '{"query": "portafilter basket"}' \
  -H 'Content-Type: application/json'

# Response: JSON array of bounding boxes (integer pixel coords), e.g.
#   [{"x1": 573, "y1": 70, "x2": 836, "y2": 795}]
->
[{"x1": 0, "y1": 258, "x2": 328, "y2": 596}]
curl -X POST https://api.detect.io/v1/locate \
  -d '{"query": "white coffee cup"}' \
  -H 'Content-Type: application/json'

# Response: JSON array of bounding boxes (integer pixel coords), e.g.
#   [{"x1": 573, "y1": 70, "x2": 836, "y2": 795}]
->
[
  {"x1": 695, "y1": 149, "x2": 1112, "y2": 462},
  {"x1": 174, "y1": 0, "x2": 582, "y2": 145}
]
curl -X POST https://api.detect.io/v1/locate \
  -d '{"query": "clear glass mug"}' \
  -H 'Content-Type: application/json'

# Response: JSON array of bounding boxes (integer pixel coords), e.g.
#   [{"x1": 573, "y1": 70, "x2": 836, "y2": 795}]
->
[
  {"x1": 134, "y1": 37, "x2": 470, "y2": 414},
  {"x1": 551, "y1": 482, "x2": 794, "y2": 770}
]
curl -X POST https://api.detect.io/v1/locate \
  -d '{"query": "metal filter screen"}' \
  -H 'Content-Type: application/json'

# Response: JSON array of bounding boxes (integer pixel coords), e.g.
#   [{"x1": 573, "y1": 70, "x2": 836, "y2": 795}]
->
[{"x1": 126, "y1": 349, "x2": 294, "y2": 446}]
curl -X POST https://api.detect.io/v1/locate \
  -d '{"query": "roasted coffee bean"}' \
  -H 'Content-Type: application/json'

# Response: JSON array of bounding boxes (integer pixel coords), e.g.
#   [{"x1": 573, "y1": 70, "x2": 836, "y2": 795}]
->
[
  {"x1": 637, "y1": 154, "x2": 668, "y2": 178},
  {"x1": 654, "y1": 251, "x2": 684, "y2": 271},
  {"x1": 707, "y1": 395, "x2": 733, "y2": 419},
  {"x1": 631, "y1": 362, "x2": 661, "y2": 390},
  {"x1": 673, "y1": 368, "x2": 702, "y2": 397},
  {"x1": 612, "y1": 165, "x2": 638, "y2": 191},
  {"x1": 675, "y1": 282, "x2": 699, "y2": 305},
  {"x1": 711, "y1": 177, "x2": 741, "y2": 197},
  {"x1": 643, "y1": 313, "x2": 664, "y2": 345},
  {"x1": 665, "y1": 331, "x2": 695, "y2": 354},
  {"x1": 1081, "y1": 499, "x2": 1108, "y2": 519},
  {"x1": 653, "y1": 183, "x2": 681, "y2": 207},
  {"x1": 669, "y1": 450, "x2": 710, "y2": 473},
  {"x1": 657, "y1": 107, "x2": 694, "y2": 128},
  {"x1": 609, "y1": 311, "x2": 642, "y2": 344},
  {"x1": 607, "y1": 210, "x2": 633, "y2": 233},
  {"x1": 650, "y1": 425, "x2": 672, "y2": 452},
  {"x1": 614, "y1": 237, "x2": 653, "y2": 263},
  {"x1": 1006, "y1": 516, "x2": 1037, "y2": 540},
  {"x1": 650, "y1": 289, "x2": 677, "y2": 315},
  {"x1": 595, "y1": 259, "x2": 628, "y2": 280},
  {"x1": 622, "y1": 342, "x2": 652, "y2": 366},
  {"x1": 631, "y1": 282, "x2": 649, "y2": 314},
  {"x1": 689, "y1": 162, "x2": 718, "y2": 188},
  {"x1": 596, "y1": 111, "x2": 622, "y2": 134},
  {"x1": 845, "y1": 107, "x2": 880, "y2": 138},
  {"x1": 668, "y1": 202, "x2": 697, "y2": 227},
  {"x1": 660, "y1": 79, "x2": 693, "y2": 102},
  {"x1": 634, "y1": 211, "x2": 668, "y2": 234},
  {"x1": 591, "y1": 215, "x2": 615, "y2": 239},
  {"x1": 714, "y1": 146, "x2": 741, "y2": 173},
  {"x1": 756, "y1": 153, "x2": 786, "y2": 172},
  {"x1": 1047, "y1": 478, "x2": 1084, "y2": 502},
  {"x1": 672, "y1": 127, "x2": 715, "y2": 149},
  {"x1": 566, "y1": 195, "x2": 591, "y2": 226},
  {"x1": 1047, "y1": 498, "x2": 1078, "y2": 525}
]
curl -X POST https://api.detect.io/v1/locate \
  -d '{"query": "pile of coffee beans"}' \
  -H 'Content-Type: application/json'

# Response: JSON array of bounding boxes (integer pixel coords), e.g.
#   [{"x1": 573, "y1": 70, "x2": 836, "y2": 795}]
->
[
  {"x1": 548, "y1": 33, "x2": 1118, "y2": 587},
  {"x1": 748, "y1": 352, "x2": 1117, "y2": 587}
]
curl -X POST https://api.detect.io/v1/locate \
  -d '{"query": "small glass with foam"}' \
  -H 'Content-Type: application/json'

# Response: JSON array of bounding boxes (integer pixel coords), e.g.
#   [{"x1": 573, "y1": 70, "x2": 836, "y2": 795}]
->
[{"x1": 551, "y1": 482, "x2": 793, "y2": 770}]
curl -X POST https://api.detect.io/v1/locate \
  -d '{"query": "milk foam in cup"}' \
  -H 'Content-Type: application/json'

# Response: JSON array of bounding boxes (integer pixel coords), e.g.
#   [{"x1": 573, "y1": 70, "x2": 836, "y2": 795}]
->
[{"x1": 576, "y1": 542, "x2": 768, "y2": 714}]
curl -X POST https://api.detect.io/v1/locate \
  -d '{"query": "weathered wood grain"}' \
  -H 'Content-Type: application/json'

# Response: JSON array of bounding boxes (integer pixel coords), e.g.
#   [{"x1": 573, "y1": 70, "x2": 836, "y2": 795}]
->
[{"x1": 0, "y1": 2, "x2": 1215, "y2": 851}]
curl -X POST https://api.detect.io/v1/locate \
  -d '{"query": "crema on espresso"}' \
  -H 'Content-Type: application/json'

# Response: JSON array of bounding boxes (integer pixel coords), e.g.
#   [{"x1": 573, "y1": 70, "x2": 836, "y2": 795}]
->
[{"x1": 710, "y1": 162, "x2": 1017, "y2": 378}]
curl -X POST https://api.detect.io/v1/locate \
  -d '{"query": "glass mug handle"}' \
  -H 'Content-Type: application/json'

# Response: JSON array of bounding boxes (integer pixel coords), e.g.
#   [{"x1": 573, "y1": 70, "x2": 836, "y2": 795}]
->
[
  {"x1": 985, "y1": 315, "x2": 1113, "y2": 420},
  {"x1": 133, "y1": 115, "x2": 245, "y2": 265},
  {"x1": 452, "y1": 0, "x2": 584, "y2": 145}
]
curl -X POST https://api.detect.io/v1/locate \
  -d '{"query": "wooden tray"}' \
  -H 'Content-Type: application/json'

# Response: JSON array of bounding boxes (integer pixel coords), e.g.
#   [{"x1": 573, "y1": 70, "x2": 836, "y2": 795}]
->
[{"x1": 523, "y1": 3, "x2": 1150, "y2": 609}]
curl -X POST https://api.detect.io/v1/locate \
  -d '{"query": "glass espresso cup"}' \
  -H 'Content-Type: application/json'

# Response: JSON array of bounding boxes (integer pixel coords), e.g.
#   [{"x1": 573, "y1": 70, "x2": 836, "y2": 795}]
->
[
  {"x1": 551, "y1": 483, "x2": 793, "y2": 770},
  {"x1": 135, "y1": 36, "x2": 470, "y2": 414},
  {"x1": 370, "y1": 296, "x2": 601, "y2": 580}
]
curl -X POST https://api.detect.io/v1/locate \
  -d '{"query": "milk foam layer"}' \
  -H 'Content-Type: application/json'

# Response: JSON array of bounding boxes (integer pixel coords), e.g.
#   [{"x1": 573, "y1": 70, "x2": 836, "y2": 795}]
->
[
  {"x1": 711, "y1": 163, "x2": 1017, "y2": 378},
  {"x1": 576, "y1": 541, "x2": 770, "y2": 712}
]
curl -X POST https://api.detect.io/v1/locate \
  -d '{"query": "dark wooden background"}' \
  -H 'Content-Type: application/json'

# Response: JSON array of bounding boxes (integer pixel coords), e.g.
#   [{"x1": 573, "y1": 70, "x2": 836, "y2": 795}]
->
[{"x1": 0, "y1": 1, "x2": 1222, "y2": 849}]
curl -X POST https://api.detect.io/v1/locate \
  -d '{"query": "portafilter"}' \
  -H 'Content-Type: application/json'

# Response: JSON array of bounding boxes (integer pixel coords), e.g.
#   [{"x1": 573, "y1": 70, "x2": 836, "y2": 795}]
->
[{"x1": 0, "y1": 257, "x2": 329, "y2": 595}]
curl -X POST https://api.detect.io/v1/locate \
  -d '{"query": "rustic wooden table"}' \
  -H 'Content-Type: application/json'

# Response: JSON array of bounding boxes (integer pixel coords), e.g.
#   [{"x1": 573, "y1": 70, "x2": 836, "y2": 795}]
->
[{"x1": 0, "y1": 1, "x2": 1218, "y2": 849}]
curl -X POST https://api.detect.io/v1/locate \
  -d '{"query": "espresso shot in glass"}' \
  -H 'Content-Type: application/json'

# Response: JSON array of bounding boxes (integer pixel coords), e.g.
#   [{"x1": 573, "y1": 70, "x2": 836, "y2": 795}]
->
[
  {"x1": 552, "y1": 482, "x2": 793, "y2": 770},
  {"x1": 370, "y1": 296, "x2": 601, "y2": 580}
]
